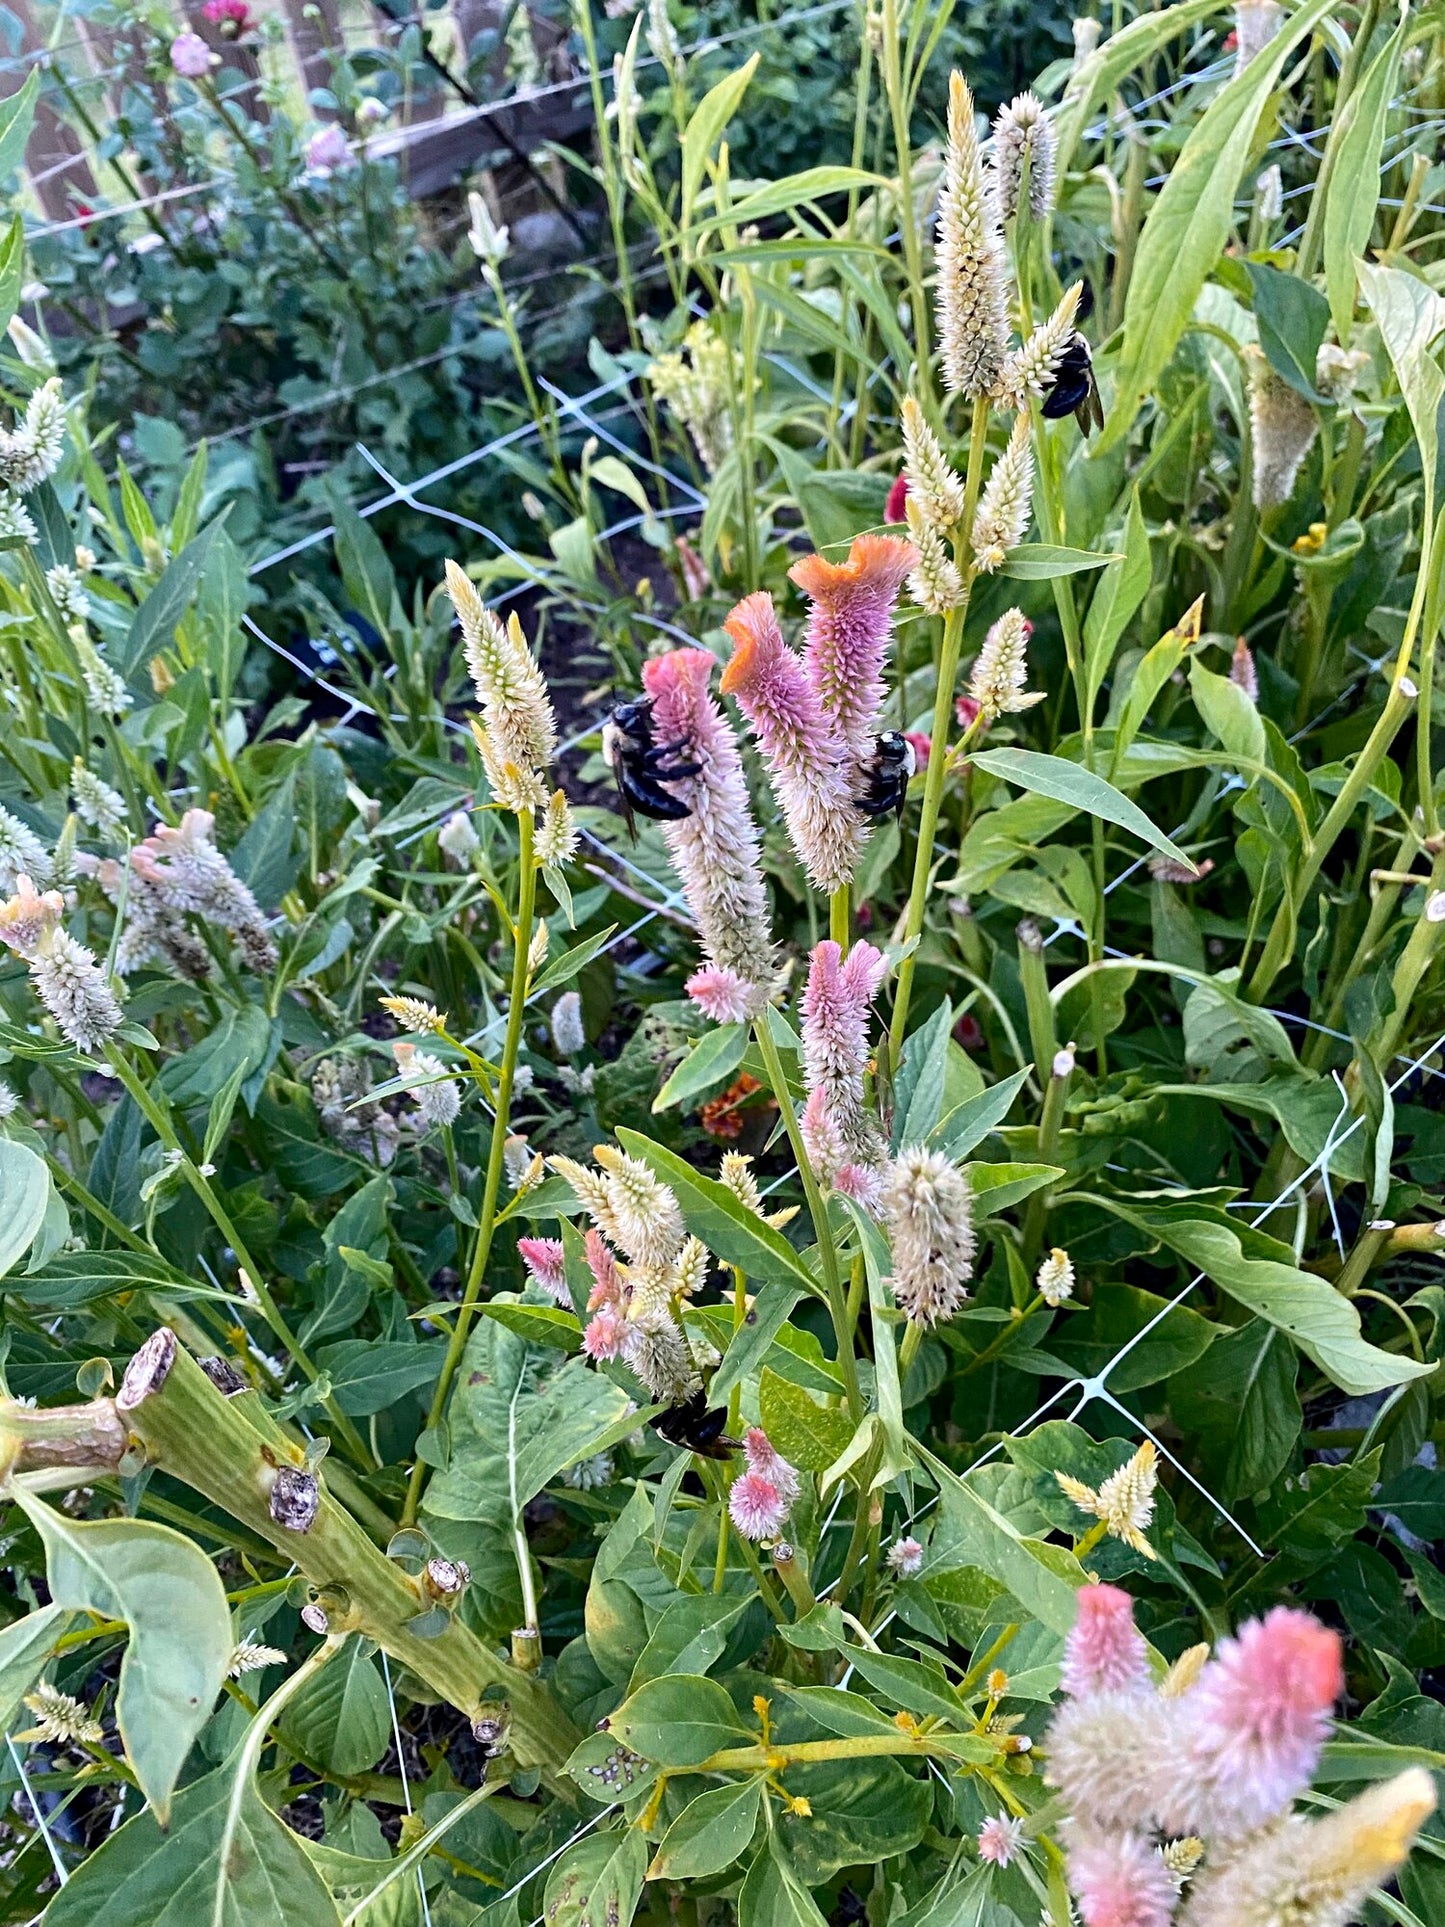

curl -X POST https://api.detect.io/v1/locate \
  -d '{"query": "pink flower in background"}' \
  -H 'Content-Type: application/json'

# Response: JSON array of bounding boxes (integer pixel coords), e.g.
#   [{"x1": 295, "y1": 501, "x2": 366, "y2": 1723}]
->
[
  {"x1": 1068, "y1": 1832, "x2": 1177, "y2": 1927},
  {"x1": 799, "y1": 938, "x2": 887, "y2": 1191},
  {"x1": 904, "y1": 730, "x2": 931, "y2": 767},
  {"x1": 641, "y1": 648, "x2": 776, "y2": 1022},
  {"x1": 201, "y1": 0, "x2": 254, "y2": 35},
  {"x1": 888, "y1": 1535, "x2": 923, "y2": 1576},
  {"x1": 583, "y1": 1228, "x2": 621, "y2": 1310},
  {"x1": 743, "y1": 1428, "x2": 800, "y2": 1507},
  {"x1": 518, "y1": 1236, "x2": 569, "y2": 1306},
  {"x1": 791, "y1": 533, "x2": 915, "y2": 760},
  {"x1": 305, "y1": 124, "x2": 354, "y2": 174},
  {"x1": 885, "y1": 472, "x2": 908, "y2": 523},
  {"x1": 977, "y1": 1815, "x2": 1024, "y2": 1867},
  {"x1": 721, "y1": 592, "x2": 864, "y2": 893},
  {"x1": 1061, "y1": 1583, "x2": 1151, "y2": 1698},
  {"x1": 169, "y1": 31, "x2": 214, "y2": 75},
  {"x1": 582, "y1": 1305, "x2": 626, "y2": 1361},
  {"x1": 729, "y1": 1470, "x2": 790, "y2": 1541}
]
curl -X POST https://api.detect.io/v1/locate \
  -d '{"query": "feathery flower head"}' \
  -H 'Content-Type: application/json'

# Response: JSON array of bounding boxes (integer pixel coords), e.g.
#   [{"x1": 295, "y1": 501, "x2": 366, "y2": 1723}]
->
[
  {"x1": 170, "y1": 30, "x2": 215, "y2": 75},
  {"x1": 642, "y1": 647, "x2": 777, "y2": 1019},
  {"x1": 305, "y1": 123, "x2": 353, "y2": 173},
  {"x1": 228, "y1": 1637, "x2": 287, "y2": 1678},
  {"x1": 1245, "y1": 346, "x2": 1318, "y2": 511},
  {"x1": 1061, "y1": 1582, "x2": 1151, "y2": 1697},
  {"x1": 0, "y1": 1082, "x2": 17, "y2": 1119},
  {"x1": 901, "y1": 398, "x2": 965, "y2": 529},
  {"x1": 721, "y1": 594, "x2": 865, "y2": 895},
  {"x1": 0, "y1": 874, "x2": 63, "y2": 958},
  {"x1": 518, "y1": 1236, "x2": 570, "y2": 1305},
  {"x1": 888, "y1": 1535, "x2": 924, "y2": 1576},
  {"x1": 1037, "y1": 1247, "x2": 1076, "y2": 1306},
  {"x1": 583, "y1": 1304, "x2": 626, "y2": 1361},
  {"x1": 1315, "y1": 341, "x2": 1370, "y2": 404},
  {"x1": 380, "y1": 994, "x2": 446, "y2": 1034},
  {"x1": 1175, "y1": 1607, "x2": 1341, "y2": 1838},
  {"x1": 18, "y1": 1682, "x2": 104, "y2": 1747},
  {"x1": 1056, "y1": 1441, "x2": 1159, "y2": 1559},
  {"x1": 46, "y1": 563, "x2": 88, "y2": 622},
  {"x1": 130, "y1": 809, "x2": 276, "y2": 971},
  {"x1": 584, "y1": 1228, "x2": 622, "y2": 1310},
  {"x1": 647, "y1": 321, "x2": 734, "y2": 473},
  {"x1": 1046, "y1": 1691, "x2": 1170, "y2": 1834},
  {"x1": 536, "y1": 787, "x2": 578, "y2": 869},
  {"x1": 791, "y1": 533, "x2": 916, "y2": 761},
  {"x1": 800, "y1": 938, "x2": 888, "y2": 1192},
  {"x1": 744, "y1": 1428, "x2": 801, "y2": 1507},
  {"x1": 593, "y1": 1145, "x2": 687, "y2": 1268},
  {"x1": 552, "y1": 988, "x2": 586, "y2": 1057},
  {"x1": 969, "y1": 608, "x2": 1043, "y2": 722},
  {"x1": 6, "y1": 314, "x2": 53, "y2": 377},
  {"x1": 883, "y1": 1146, "x2": 976, "y2": 1325},
  {"x1": 71, "y1": 762, "x2": 126, "y2": 841},
  {"x1": 438, "y1": 810, "x2": 479, "y2": 864},
  {"x1": 885, "y1": 471, "x2": 909, "y2": 523},
  {"x1": 1072, "y1": 16, "x2": 1101, "y2": 60},
  {"x1": 392, "y1": 1042, "x2": 462, "y2": 1130},
  {"x1": 729, "y1": 1470, "x2": 791, "y2": 1542},
  {"x1": 0, "y1": 805, "x2": 53, "y2": 895},
  {"x1": 978, "y1": 1815, "x2": 1025, "y2": 1867},
  {"x1": 936, "y1": 72, "x2": 1011, "y2": 400},
  {"x1": 905, "y1": 498, "x2": 965, "y2": 615},
  {"x1": 1067, "y1": 1830, "x2": 1177, "y2": 1927},
  {"x1": 0, "y1": 493, "x2": 37, "y2": 545},
  {"x1": 1233, "y1": 0, "x2": 1283, "y2": 73},
  {"x1": 504, "y1": 1133, "x2": 542, "y2": 1192},
  {"x1": 550, "y1": 1155, "x2": 624, "y2": 1246},
  {"x1": 1229, "y1": 634, "x2": 1258, "y2": 701},
  {"x1": 447, "y1": 563, "x2": 556, "y2": 807},
  {"x1": 0, "y1": 377, "x2": 67, "y2": 495},
  {"x1": 994, "y1": 91, "x2": 1056, "y2": 220},
  {"x1": 621, "y1": 1306, "x2": 697, "y2": 1401},
  {"x1": 971, "y1": 413, "x2": 1034, "y2": 572},
  {"x1": 1158, "y1": 1838, "x2": 1201, "y2": 1889},
  {"x1": 996, "y1": 282, "x2": 1083, "y2": 408},
  {"x1": 466, "y1": 188, "x2": 509, "y2": 267},
  {"x1": 1256, "y1": 162, "x2": 1283, "y2": 221}
]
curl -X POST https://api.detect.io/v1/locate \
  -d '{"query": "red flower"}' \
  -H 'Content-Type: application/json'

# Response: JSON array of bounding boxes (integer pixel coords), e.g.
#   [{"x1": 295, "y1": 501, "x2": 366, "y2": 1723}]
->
[
  {"x1": 885, "y1": 472, "x2": 908, "y2": 523},
  {"x1": 201, "y1": 0, "x2": 254, "y2": 37},
  {"x1": 955, "y1": 693, "x2": 981, "y2": 732},
  {"x1": 954, "y1": 1013, "x2": 984, "y2": 1051}
]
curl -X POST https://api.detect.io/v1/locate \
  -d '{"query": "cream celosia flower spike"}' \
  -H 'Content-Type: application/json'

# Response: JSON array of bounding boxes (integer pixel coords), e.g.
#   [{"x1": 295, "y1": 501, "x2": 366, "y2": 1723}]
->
[
  {"x1": 446, "y1": 561, "x2": 557, "y2": 811},
  {"x1": 935, "y1": 72, "x2": 1010, "y2": 401},
  {"x1": 971, "y1": 413, "x2": 1034, "y2": 572},
  {"x1": 1056, "y1": 1439, "x2": 1159, "y2": 1558}
]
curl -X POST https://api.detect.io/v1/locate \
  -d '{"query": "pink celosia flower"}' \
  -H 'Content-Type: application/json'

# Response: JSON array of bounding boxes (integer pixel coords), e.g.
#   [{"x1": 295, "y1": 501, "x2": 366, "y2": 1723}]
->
[
  {"x1": 799, "y1": 938, "x2": 888, "y2": 1192},
  {"x1": 721, "y1": 593, "x2": 864, "y2": 894},
  {"x1": 790, "y1": 534, "x2": 915, "y2": 761},
  {"x1": 1068, "y1": 1831, "x2": 1177, "y2": 1927},
  {"x1": 1061, "y1": 1583, "x2": 1151, "y2": 1698},
  {"x1": 1230, "y1": 634, "x2": 1258, "y2": 701},
  {"x1": 582, "y1": 1305, "x2": 626, "y2": 1361},
  {"x1": 1173, "y1": 1607, "x2": 1342, "y2": 1838},
  {"x1": 978, "y1": 1814, "x2": 1025, "y2": 1866},
  {"x1": 885, "y1": 473, "x2": 908, "y2": 522},
  {"x1": 729, "y1": 1471, "x2": 790, "y2": 1542},
  {"x1": 904, "y1": 730, "x2": 931, "y2": 767},
  {"x1": 518, "y1": 1236, "x2": 569, "y2": 1305},
  {"x1": 743, "y1": 1428, "x2": 801, "y2": 1507},
  {"x1": 584, "y1": 1228, "x2": 622, "y2": 1310},
  {"x1": 955, "y1": 692, "x2": 982, "y2": 732},
  {"x1": 888, "y1": 1535, "x2": 924, "y2": 1576},
  {"x1": 305, "y1": 124, "x2": 353, "y2": 173},
  {"x1": 201, "y1": 0, "x2": 254, "y2": 33},
  {"x1": 169, "y1": 31, "x2": 213, "y2": 75},
  {"x1": 641, "y1": 648, "x2": 777, "y2": 1021}
]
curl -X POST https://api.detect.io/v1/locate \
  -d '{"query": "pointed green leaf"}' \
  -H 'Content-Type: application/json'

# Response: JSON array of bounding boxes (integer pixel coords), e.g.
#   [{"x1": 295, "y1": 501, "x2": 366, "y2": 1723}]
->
[{"x1": 969, "y1": 749, "x2": 1195, "y2": 869}]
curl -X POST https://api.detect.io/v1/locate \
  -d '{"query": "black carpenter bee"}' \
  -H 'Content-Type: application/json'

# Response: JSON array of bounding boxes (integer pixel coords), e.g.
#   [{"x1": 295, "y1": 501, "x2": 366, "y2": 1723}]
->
[
  {"x1": 601, "y1": 695, "x2": 701, "y2": 837},
  {"x1": 854, "y1": 731, "x2": 916, "y2": 826},
  {"x1": 649, "y1": 1391, "x2": 741, "y2": 1460},
  {"x1": 1043, "y1": 282, "x2": 1104, "y2": 436}
]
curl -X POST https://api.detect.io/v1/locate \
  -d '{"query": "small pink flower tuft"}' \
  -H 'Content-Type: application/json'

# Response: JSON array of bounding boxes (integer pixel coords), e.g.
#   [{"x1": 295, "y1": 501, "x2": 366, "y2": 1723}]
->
[
  {"x1": 642, "y1": 648, "x2": 777, "y2": 1020},
  {"x1": 721, "y1": 593, "x2": 864, "y2": 894},
  {"x1": 888, "y1": 1535, "x2": 924, "y2": 1577},
  {"x1": 1177, "y1": 1607, "x2": 1342, "y2": 1837},
  {"x1": 977, "y1": 1815, "x2": 1025, "y2": 1867},
  {"x1": 583, "y1": 1229, "x2": 622, "y2": 1310},
  {"x1": 800, "y1": 938, "x2": 888, "y2": 1193},
  {"x1": 582, "y1": 1305, "x2": 626, "y2": 1361},
  {"x1": 744, "y1": 1428, "x2": 801, "y2": 1507},
  {"x1": 885, "y1": 473, "x2": 909, "y2": 523},
  {"x1": 305, "y1": 124, "x2": 353, "y2": 173},
  {"x1": 791, "y1": 533, "x2": 916, "y2": 761},
  {"x1": 169, "y1": 31, "x2": 213, "y2": 75},
  {"x1": 1062, "y1": 1583, "x2": 1151, "y2": 1698},
  {"x1": 904, "y1": 730, "x2": 931, "y2": 767},
  {"x1": 729, "y1": 1471, "x2": 790, "y2": 1542},
  {"x1": 1068, "y1": 1832, "x2": 1177, "y2": 1927},
  {"x1": 518, "y1": 1236, "x2": 569, "y2": 1305}
]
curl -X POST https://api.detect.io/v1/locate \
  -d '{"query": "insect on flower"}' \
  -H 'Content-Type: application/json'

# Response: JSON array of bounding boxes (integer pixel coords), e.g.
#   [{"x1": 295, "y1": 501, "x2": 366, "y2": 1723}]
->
[
  {"x1": 648, "y1": 1389, "x2": 740, "y2": 1459},
  {"x1": 854, "y1": 731, "x2": 916, "y2": 826},
  {"x1": 601, "y1": 695, "x2": 701, "y2": 837},
  {"x1": 1041, "y1": 285, "x2": 1103, "y2": 435}
]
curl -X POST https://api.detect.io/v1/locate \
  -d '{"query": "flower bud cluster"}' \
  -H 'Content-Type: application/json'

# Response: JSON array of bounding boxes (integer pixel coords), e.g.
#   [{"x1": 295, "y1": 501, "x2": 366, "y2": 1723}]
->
[
  {"x1": 0, "y1": 874, "x2": 124, "y2": 1054},
  {"x1": 646, "y1": 320, "x2": 734, "y2": 474},
  {"x1": 84, "y1": 808, "x2": 276, "y2": 977}
]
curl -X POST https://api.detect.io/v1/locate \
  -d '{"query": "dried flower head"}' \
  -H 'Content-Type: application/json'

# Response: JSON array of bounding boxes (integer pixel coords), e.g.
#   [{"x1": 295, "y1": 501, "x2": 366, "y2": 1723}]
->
[
  {"x1": 380, "y1": 994, "x2": 446, "y2": 1035},
  {"x1": 18, "y1": 1682, "x2": 104, "y2": 1747},
  {"x1": 901, "y1": 398, "x2": 965, "y2": 529},
  {"x1": 883, "y1": 1147, "x2": 976, "y2": 1325},
  {"x1": 1246, "y1": 346, "x2": 1318, "y2": 511},
  {"x1": 994, "y1": 91, "x2": 1055, "y2": 220},
  {"x1": 1037, "y1": 1247, "x2": 1075, "y2": 1306},
  {"x1": 227, "y1": 1637, "x2": 287, "y2": 1679},
  {"x1": 1314, "y1": 342, "x2": 1370, "y2": 404},
  {"x1": 936, "y1": 73, "x2": 1010, "y2": 399},
  {"x1": 1072, "y1": 16, "x2": 1101, "y2": 61},
  {"x1": 129, "y1": 809, "x2": 276, "y2": 971},
  {"x1": 1056, "y1": 1440, "x2": 1159, "y2": 1559},
  {"x1": 971, "y1": 413, "x2": 1034, "y2": 572},
  {"x1": 968, "y1": 608, "x2": 1043, "y2": 722},
  {"x1": 642, "y1": 647, "x2": 778, "y2": 1021}
]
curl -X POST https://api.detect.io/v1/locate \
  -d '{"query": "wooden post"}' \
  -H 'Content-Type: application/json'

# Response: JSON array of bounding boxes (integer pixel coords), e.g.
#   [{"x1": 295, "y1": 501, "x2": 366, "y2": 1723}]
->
[{"x1": 1, "y1": 0, "x2": 97, "y2": 222}]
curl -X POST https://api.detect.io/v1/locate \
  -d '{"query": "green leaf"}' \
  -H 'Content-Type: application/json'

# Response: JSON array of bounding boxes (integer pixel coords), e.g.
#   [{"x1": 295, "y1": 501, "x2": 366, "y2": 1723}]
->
[
  {"x1": 1372, "y1": 1466, "x2": 1445, "y2": 1540},
  {"x1": 158, "y1": 1005, "x2": 274, "y2": 1109},
  {"x1": 630, "y1": 1592, "x2": 751, "y2": 1688},
  {"x1": 681, "y1": 55, "x2": 759, "y2": 228},
  {"x1": 0, "y1": 70, "x2": 40, "y2": 184},
  {"x1": 278, "y1": 1638, "x2": 389, "y2": 1776},
  {"x1": 1049, "y1": 1282, "x2": 1216, "y2": 1392},
  {"x1": 545, "y1": 1829, "x2": 649, "y2": 1927},
  {"x1": 0, "y1": 1140, "x2": 49, "y2": 1279},
  {"x1": 1256, "y1": 1450, "x2": 1380, "y2": 1555},
  {"x1": 1100, "y1": 0, "x2": 1336, "y2": 450},
  {"x1": 838, "y1": 1646, "x2": 969, "y2": 1724},
  {"x1": 739, "y1": 1840, "x2": 831, "y2": 1927},
  {"x1": 606, "y1": 1673, "x2": 751, "y2": 1766},
  {"x1": 10, "y1": 1489, "x2": 231, "y2": 1822},
  {"x1": 18, "y1": 1249, "x2": 220, "y2": 1310},
  {"x1": 920, "y1": 1443, "x2": 1084, "y2": 1635},
  {"x1": 970, "y1": 749, "x2": 1194, "y2": 869},
  {"x1": 1083, "y1": 492, "x2": 1151, "y2": 713},
  {"x1": 650, "y1": 1779, "x2": 762, "y2": 1881},
  {"x1": 999, "y1": 543, "x2": 1120, "y2": 579},
  {"x1": 1169, "y1": 1319, "x2": 1301, "y2": 1500},
  {"x1": 616, "y1": 1129, "x2": 819, "y2": 1293},
  {"x1": 891, "y1": 999, "x2": 954, "y2": 1150},
  {"x1": 0, "y1": 216, "x2": 24, "y2": 340},
  {"x1": 653, "y1": 1024, "x2": 748, "y2": 1112},
  {"x1": 1324, "y1": 12, "x2": 1408, "y2": 342},
  {"x1": 331, "y1": 496, "x2": 401, "y2": 642},
  {"x1": 42, "y1": 1653, "x2": 344, "y2": 1927},
  {"x1": 935, "y1": 1068, "x2": 1029, "y2": 1161},
  {"x1": 1360, "y1": 261, "x2": 1445, "y2": 537},
  {"x1": 118, "y1": 517, "x2": 228, "y2": 677},
  {"x1": 1248, "y1": 262, "x2": 1330, "y2": 401},
  {"x1": 711, "y1": 1280, "x2": 805, "y2": 1405},
  {"x1": 1189, "y1": 656, "x2": 1268, "y2": 767},
  {"x1": 967, "y1": 1162, "x2": 1062, "y2": 1215},
  {"x1": 687, "y1": 166, "x2": 884, "y2": 237},
  {"x1": 313, "y1": 1340, "x2": 441, "y2": 1415},
  {"x1": 480, "y1": 1301, "x2": 582, "y2": 1351},
  {"x1": 0, "y1": 1604, "x2": 72, "y2": 1731},
  {"x1": 759, "y1": 1368, "x2": 855, "y2": 1473},
  {"x1": 847, "y1": 1201, "x2": 912, "y2": 1487},
  {"x1": 532, "y1": 924, "x2": 619, "y2": 997}
]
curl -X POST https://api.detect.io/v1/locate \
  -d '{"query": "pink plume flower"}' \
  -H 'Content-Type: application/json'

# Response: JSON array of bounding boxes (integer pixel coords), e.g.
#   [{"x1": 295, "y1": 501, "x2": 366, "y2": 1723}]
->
[
  {"x1": 518, "y1": 1236, "x2": 569, "y2": 1305},
  {"x1": 977, "y1": 1815, "x2": 1025, "y2": 1867},
  {"x1": 584, "y1": 1228, "x2": 622, "y2": 1310},
  {"x1": 169, "y1": 30, "x2": 213, "y2": 75},
  {"x1": 305, "y1": 124, "x2": 353, "y2": 174},
  {"x1": 582, "y1": 1304, "x2": 626, "y2": 1361},
  {"x1": 1062, "y1": 1583, "x2": 1151, "y2": 1698},
  {"x1": 721, "y1": 593, "x2": 864, "y2": 894},
  {"x1": 729, "y1": 1471, "x2": 790, "y2": 1542},
  {"x1": 790, "y1": 534, "x2": 915, "y2": 761},
  {"x1": 799, "y1": 938, "x2": 888, "y2": 1192},
  {"x1": 1068, "y1": 1831, "x2": 1177, "y2": 1927},
  {"x1": 1174, "y1": 1607, "x2": 1342, "y2": 1838},
  {"x1": 744, "y1": 1428, "x2": 801, "y2": 1507},
  {"x1": 885, "y1": 473, "x2": 909, "y2": 523},
  {"x1": 642, "y1": 649, "x2": 777, "y2": 1023}
]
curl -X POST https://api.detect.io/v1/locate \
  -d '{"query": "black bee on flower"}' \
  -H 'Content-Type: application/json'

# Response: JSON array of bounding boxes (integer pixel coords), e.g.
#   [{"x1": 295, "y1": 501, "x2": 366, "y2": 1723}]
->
[
  {"x1": 854, "y1": 731, "x2": 916, "y2": 826},
  {"x1": 1042, "y1": 279, "x2": 1104, "y2": 436},
  {"x1": 601, "y1": 695, "x2": 701, "y2": 837},
  {"x1": 649, "y1": 1390, "x2": 740, "y2": 1459}
]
